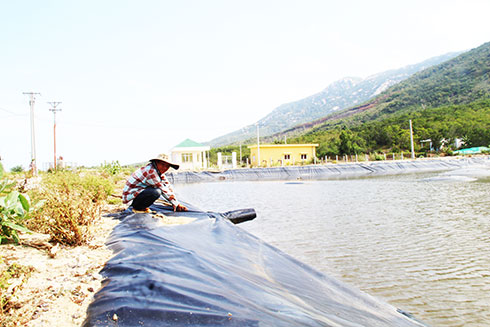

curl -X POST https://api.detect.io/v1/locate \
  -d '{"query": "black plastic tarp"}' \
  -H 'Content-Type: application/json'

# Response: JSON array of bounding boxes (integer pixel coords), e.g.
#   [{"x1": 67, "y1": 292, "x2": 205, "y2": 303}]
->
[
  {"x1": 167, "y1": 157, "x2": 489, "y2": 184},
  {"x1": 83, "y1": 202, "x2": 427, "y2": 327}
]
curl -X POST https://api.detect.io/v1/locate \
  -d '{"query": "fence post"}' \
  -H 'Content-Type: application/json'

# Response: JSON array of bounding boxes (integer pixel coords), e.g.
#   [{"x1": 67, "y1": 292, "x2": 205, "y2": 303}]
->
[
  {"x1": 232, "y1": 152, "x2": 237, "y2": 168},
  {"x1": 217, "y1": 152, "x2": 222, "y2": 169}
]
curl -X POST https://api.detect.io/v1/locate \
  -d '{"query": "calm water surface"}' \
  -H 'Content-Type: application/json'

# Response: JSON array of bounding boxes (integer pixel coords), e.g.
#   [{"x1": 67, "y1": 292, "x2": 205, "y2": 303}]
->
[{"x1": 177, "y1": 168, "x2": 490, "y2": 327}]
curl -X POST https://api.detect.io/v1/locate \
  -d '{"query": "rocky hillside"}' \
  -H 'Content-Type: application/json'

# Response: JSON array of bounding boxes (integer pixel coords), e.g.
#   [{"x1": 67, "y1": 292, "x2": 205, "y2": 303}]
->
[
  {"x1": 281, "y1": 41, "x2": 490, "y2": 137},
  {"x1": 206, "y1": 51, "x2": 461, "y2": 147}
]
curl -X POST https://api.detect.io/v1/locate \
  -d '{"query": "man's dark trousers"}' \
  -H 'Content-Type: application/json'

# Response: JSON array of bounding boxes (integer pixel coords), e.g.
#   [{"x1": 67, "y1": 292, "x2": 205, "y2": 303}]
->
[{"x1": 131, "y1": 187, "x2": 161, "y2": 210}]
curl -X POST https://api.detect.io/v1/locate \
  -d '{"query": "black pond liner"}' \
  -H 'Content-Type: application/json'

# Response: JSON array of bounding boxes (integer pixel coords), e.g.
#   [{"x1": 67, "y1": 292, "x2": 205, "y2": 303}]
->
[
  {"x1": 83, "y1": 201, "x2": 427, "y2": 327},
  {"x1": 166, "y1": 157, "x2": 488, "y2": 184}
]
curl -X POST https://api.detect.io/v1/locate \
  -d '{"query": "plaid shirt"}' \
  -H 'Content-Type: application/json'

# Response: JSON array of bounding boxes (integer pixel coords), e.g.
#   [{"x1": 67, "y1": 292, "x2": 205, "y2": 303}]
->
[{"x1": 122, "y1": 163, "x2": 179, "y2": 207}]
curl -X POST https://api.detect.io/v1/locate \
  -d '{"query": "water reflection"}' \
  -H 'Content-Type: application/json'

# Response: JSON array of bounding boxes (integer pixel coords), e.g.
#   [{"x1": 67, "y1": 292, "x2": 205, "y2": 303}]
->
[{"x1": 177, "y1": 169, "x2": 490, "y2": 327}]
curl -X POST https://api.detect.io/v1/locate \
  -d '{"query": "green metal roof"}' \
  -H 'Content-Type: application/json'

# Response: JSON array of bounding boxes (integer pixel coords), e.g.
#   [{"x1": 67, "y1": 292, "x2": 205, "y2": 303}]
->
[
  {"x1": 174, "y1": 139, "x2": 205, "y2": 148},
  {"x1": 453, "y1": 146, "x2": 490, "y2": 154}
]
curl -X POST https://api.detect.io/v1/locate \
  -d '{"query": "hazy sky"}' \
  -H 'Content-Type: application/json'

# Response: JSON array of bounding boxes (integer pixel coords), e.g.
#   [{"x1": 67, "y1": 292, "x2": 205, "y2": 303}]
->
[{"x1": 1, "y1": 0, "x2": 489, "y2": 170}]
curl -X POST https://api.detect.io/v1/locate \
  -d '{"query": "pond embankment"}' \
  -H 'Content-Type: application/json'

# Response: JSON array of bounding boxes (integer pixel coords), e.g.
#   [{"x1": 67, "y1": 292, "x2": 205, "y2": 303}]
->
[{"x1": 168, "y1": 156, "x2": 490, "y2": 184}]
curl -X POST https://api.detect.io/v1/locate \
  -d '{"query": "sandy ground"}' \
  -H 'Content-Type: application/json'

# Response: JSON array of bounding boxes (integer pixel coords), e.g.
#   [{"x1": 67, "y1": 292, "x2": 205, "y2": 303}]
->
[
  {"x1": 1, "y1": 203, "x2": 198, "y2": 327},
  {"x1": 1, "y1": 204, "x2": 124, "y2": 327}
]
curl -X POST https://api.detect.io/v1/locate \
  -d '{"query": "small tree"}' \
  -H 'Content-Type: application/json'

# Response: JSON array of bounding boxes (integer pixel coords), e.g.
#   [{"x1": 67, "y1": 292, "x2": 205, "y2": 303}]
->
[{"x1": 10, "y1": 166, "x2": 24, "y2": 173}]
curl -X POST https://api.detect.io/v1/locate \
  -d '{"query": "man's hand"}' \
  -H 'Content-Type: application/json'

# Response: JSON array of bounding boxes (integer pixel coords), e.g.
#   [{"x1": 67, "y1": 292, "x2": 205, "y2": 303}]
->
[{"x1": 174, "y1": 204, "x2": 188, "y2": 212}]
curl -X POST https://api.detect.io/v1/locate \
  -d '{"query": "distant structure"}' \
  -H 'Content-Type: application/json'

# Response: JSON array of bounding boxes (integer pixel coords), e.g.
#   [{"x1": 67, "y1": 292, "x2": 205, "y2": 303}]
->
[
  {"x1": 170, "y1": 139, "x2": 210, "y2": 171},
  {"x1": 248, "y1": 144, "x2": 318, "y2": 167},
  {"x1": 217, "y1": 152, "x2": 237, "y2": 170}
]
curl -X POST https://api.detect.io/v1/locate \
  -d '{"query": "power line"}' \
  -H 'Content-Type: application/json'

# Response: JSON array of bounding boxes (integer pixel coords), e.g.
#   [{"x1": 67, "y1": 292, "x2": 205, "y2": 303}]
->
[{"x1": 0, "y1": 107, "x2": 26, "y2": 117}]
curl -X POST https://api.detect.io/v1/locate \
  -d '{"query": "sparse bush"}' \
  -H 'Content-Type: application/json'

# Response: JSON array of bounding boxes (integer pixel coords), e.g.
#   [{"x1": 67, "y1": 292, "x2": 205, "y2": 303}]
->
[
  {"x1": 0, "y1": 259, "x2": 34, "y2": 324},
  {"x1": 28, "y1": 171, "x2": 114, "y2": 246}
]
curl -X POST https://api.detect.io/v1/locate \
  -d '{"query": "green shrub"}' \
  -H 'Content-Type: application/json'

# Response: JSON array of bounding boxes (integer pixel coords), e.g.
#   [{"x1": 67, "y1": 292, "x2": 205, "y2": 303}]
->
[
  {"x1": 102, "y1": 160, "x2": 122, "y2": 176},
  {"x1": 370, "y1": 153, "x2": 385, "y2": 161},
  {"x1": 9, "y1": 166, "x2": 23, "y2": 173},
  {"x1": 0, "y1": 163, "x2": 41, "y2": 244}
]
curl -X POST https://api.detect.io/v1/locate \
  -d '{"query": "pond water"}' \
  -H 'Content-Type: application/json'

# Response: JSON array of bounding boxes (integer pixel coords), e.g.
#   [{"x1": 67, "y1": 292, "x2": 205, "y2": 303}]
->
[{"x1": 176, "y1": 167, "x2": 490, "y2": 327}]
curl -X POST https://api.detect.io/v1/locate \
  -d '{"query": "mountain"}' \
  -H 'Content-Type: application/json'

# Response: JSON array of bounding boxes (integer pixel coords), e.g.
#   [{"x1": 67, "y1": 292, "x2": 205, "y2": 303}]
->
[
  {"x1": 282, "y1": 41, "x2": 490, "y2": 157},
  {"x1": 206, "y1": 51, "x2": 462, "y2": 147},
  {"x1": 282, "y1": 41, "x2": 490, "y2": 137}
]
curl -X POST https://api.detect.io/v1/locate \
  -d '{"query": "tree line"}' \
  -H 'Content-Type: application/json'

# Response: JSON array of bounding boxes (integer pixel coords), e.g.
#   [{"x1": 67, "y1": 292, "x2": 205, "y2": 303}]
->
[
  {"x1": 209, "y1": 99, "x2": 489, "y2": 162},
  {"x1": 290, "y1": 99, "x2": 490, "y2": 158}
]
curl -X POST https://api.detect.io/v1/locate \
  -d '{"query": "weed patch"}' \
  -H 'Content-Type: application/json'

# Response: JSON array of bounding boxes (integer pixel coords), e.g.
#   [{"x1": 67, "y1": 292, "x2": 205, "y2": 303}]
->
[
  {"x1": 0, "y1": 258, "x2": 34, "y2": 326},
  {"x1": 28, "y1": 171, "x2": 115, "y2": 246}
]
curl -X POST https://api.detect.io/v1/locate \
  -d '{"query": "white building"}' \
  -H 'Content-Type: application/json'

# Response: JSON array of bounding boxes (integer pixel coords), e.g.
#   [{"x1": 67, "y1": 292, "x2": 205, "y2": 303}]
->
[{"x1": 170, "y1": 139, "x2": 210, "y2": 171}]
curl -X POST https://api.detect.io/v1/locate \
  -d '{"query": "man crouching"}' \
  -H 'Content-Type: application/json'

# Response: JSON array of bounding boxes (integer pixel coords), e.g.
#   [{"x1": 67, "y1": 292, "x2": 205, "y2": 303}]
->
[{"x1": 122, "y1": 153, "x2": 188, "y2": 213}]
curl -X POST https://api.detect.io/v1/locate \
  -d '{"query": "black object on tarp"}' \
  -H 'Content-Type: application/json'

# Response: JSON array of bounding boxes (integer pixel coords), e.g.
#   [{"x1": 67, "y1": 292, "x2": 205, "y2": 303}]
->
[
  {"x1": 220, "y1": 208, "x2": 257, "y2": 224},
  {"x1": 83, "y1": 203, "x2": 427, "y2": 327}
]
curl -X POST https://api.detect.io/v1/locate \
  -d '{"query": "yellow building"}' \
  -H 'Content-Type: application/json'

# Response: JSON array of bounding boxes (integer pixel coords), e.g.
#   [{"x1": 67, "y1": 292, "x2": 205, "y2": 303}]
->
[{"x1": 248, "y1": 144, "x2": 318, "y2": 167}]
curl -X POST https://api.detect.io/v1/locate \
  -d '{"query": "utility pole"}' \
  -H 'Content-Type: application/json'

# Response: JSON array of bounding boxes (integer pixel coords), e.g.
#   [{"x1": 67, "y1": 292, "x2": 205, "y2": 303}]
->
[
  {"x1": 410, "y1": 119, "x2": 415, "y2": 159},
  {"x1": 23, "y1": 92, "x2": 41, "y2": 175},
  {"x1": 48, "y1": 102, "x2": 62, "y2": 170}
]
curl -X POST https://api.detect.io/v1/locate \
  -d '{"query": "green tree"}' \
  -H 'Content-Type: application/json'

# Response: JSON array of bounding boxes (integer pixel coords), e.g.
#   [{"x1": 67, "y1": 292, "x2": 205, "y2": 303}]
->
[
  {"x1": 463, "y1": 127, "x2": 490, "y2": 147},
  {"x1": 10, "y1": 166, "x2": 24, "y2": 173},
  {"x1": 316, "y1": 140, "x2": 340, "y2": 158},
  {"x1": 339, "y1": 130, "x2": 366, "y2": 155}
]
